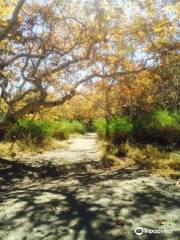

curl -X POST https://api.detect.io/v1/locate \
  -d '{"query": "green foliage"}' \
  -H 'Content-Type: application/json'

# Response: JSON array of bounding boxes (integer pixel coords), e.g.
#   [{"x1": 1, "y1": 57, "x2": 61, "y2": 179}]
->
[
  {"x1": 94, "y1": 116, "x2": 134, "y2": 143},
  {"x1": 108, "y1": 117, "x2": 134, "y2": 144},
  {"x1": 173, "y1": 112, "x2": 180, "y2": 125},
  {"x1": 51, "y1": 120, "x2": 86, "y2": 140},
  {"x1": 71, "y1": 120, "x2": 87, "y2": 134},
  {"x1": 5, "y1": 118, "x2": 86, "y2": 145},
  {"x1": 95, "y1": 110, "x2": 180, "y2": 147},
  {"x1": 136, "y1": 109, "x2": 180, "y2": 146},
  {"x1": 93, "y1": 119, "x2": 107, "y2": 138},
  {"x1": 5, "y1": 118, "x2": 53, "y2": 145}
]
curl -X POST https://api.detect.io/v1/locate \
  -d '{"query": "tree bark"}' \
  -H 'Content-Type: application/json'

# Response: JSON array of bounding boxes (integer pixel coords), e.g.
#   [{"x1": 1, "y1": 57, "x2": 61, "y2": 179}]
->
[
  {"x1": 0, "y1": 91, "x2": 75, "y2": 134},
  {"x1": 0, "y1": 0, "x2": 26, "y2": 41}
]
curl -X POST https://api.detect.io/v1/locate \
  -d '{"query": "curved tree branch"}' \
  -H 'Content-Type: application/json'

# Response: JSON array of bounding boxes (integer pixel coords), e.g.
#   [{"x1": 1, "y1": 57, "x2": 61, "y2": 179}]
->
[{"x1": 0, "y1": 0, "x2": 26, "y2": 41}]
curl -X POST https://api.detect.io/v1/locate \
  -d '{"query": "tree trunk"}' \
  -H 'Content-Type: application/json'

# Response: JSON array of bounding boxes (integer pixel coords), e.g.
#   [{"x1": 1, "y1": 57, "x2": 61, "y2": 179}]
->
[{"x1": 0, "y1": 92, "x2": 75, "y2": 136}]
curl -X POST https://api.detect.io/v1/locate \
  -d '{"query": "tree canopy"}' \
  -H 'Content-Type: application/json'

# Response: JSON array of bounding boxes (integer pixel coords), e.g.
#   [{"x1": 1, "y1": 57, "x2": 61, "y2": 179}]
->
[{"x1": 0, "y1": 0, "x2": 179, "y2": 132}]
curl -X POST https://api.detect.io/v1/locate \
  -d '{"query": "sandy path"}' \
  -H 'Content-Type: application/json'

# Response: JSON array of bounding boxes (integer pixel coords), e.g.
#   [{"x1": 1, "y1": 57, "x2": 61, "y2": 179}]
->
[
  {"x1": 22, "y1": 133, "x2": 102, "y2": 167},
  {"x1": 0, "y1": 133, "x2": 179, "y2": 240}
]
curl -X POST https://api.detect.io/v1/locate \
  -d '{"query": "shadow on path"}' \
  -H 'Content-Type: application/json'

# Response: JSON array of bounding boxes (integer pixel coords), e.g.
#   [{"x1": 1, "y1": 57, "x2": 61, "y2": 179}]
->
[{"x1": 0, "y1": 156, "x2": 179, "y2": 239}]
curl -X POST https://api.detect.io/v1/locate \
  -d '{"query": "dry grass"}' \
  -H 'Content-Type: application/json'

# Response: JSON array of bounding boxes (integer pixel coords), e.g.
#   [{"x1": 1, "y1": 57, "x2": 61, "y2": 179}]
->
[
  {"x1": 125, "y1": 143, "x2": 180, "y2": 178},
  {"x1": 99, "y1": 140, "x2": 135, "y2": 170},
  {"x1": 0, "y1": 141, "x2": 22, "y2": 157},
  {"x1": 0, "y1": 138, "x2": 67, "y2": 159},
  {"x1": 102, "y1": 142, "x2": 180, "y2": 178}
]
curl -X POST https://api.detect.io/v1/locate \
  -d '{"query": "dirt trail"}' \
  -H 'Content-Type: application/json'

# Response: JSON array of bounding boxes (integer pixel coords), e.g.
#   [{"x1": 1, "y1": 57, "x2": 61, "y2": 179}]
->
[
  {"x1": 22, "y1": 133, "x2": 102, "y2": 167},
  {"x1": 0, "y1": 133, "x2": 179, "y2": 240}
]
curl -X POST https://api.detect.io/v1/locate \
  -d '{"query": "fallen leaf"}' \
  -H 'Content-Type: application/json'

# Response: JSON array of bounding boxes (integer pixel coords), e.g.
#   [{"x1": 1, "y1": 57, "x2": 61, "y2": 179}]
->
[
  {"x1": 116, "y1": 219, "x2": 125, "y2": 226},
  {"x1": 157, "y1": 219, "x2": 167, "y2": 225}
]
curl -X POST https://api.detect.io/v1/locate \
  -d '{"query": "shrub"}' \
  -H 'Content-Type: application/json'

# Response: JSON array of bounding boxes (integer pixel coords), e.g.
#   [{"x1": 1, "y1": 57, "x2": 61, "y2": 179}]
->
[
  {"x1": 136, "y1": 109, "x2": 180, "y2": 146},
  {"x1": 5, "y1": 118, "x2": 53, "y2": 145},
  {"x1": 173, "y1": 111, "x2": 180, "y2": 125},
  {"x1": 93, "y1": 119, "x2": 107, "y2": 138},
  {"x1": 49, "y1": 120, "x2": 86, "y2": 140},
  {"x1": 71, "y1": 121, "x2": 86, "y2": 134},
  {"x1": 108, "y1": 116, "x2": 134, "y2": 144},
  {"x1": 5, "y1": 119, "x2": 86, "y2": 144},
  {"x1": 94, "y1": 116, "x2": 134, "y2": 143}
]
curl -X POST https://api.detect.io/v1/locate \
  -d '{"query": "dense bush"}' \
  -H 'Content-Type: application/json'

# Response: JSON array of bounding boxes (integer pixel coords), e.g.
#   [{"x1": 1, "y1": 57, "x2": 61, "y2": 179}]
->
[
  {"x1": 71, "y1": 120, "x2": 87, "y2": 134},
  {"x1": 135, "y1": 110, "x2": 180, "y2": 146},
  {"x1": 94, "y1": 116, "x2": 134, "y2": 143},
  {"x1": 108, "y1": 117, "x2": 134, "y2": 144},
  {"x1": 173, "y1": 112, "x2": 180, "y2": 125},
  {"x1": 5, "y1": 118, "x2": 53, "y2": 145},
  {"x1": 93, "y1": 119, "x2": 107, "y2": 138},
  {"x1": 5, "y1": 118, "x2": 86, "y2": 145},
  {"x1": 94, "y1": 110, "x2": 180, "y2": 146},
  {"x1": 51, "y1": 120, "x2": 86, "y2": 140}
]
